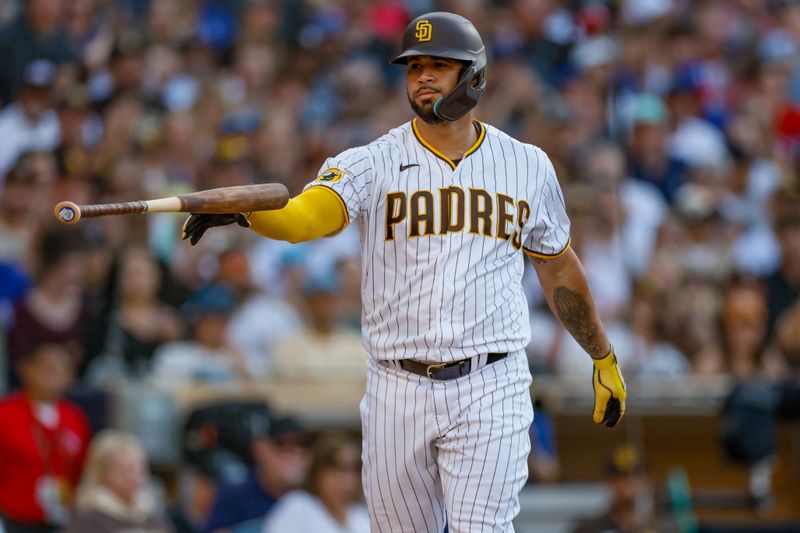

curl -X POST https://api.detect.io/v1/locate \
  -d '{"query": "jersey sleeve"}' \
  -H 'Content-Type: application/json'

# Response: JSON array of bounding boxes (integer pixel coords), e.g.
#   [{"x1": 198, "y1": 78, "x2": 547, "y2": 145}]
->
[
  {"x1": 303, "y1": 146, "x2": 374, "y2": 226},
  {"x1": 522, "y1": 151, "x2": 571, "y2": 259}
]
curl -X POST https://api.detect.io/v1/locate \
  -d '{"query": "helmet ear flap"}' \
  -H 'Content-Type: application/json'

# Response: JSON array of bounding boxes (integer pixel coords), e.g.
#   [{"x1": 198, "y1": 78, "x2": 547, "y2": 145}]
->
[{"x1": 433, "y1": 63, "x2": 486, "y2": 121}]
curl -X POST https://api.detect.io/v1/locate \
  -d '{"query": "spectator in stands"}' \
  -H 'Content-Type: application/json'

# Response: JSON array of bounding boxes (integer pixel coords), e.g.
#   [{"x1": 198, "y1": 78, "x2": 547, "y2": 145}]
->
[
  {"x1": 0, "y1": 59, "x2": 61, "y2": 181},
  {"x1": 270, "y1": 274, "x2": 366, "y2": 381},
  {"x1": 571, "y1": 146, "x2": 632, "y2": 322},
  {"x1": 672, "y1": 183, "x2": 734, "y2": 283},
  {"x1": 625, "y1": 94, "x2": 688, "y2": 204},
  {"x1": 173, "y1": 402, "x2": 275, "y2": 533},
  {"x1": 763, "y1": 193, "x2": 800, "y2": 334},
  {"x1": 0, "y1": 155, "x2": 39, "y2": 268},
  {"x1": 0, "y1": 1, "x2": 798, "y2": 528},
  {"x1": 203, "y1": 416, "x2": 309, "y2": 533},
  {"x1": 527, "y1": 398, "x2": 561, "y2": 484},
  {"x1": 226, "y1": 256, "x2": 304, "y2": 378},
  {"x1": 697, "y1": 282, "x2": 785, "y2": 379},
  {"x1": 665, "y1": 274, "x2": 725, "y2": 376},
  {"x1": 334, "y1": 256, "x2": 362, "y2": 333},
  {"x1": 571, "y1": 445, "x2": 660, "y2": 533},
  {"x1": 0, "y1": 343, "x2": 90, "y2": 532},
  {"x1": 151, "y1": 284, "x2": 251, "y2": 389},
  {"x1": 575, "y1": 140, "x2": 667, "y2": 277},
  {"x1": 261, "y1": 430, "x2": 368, "y2": 533},
  {"x1": 6, "y1": 230, "x2": 88, "y2": 388},
  {"x1": 0, "y1": 0, "x2": 74, "y2": 106},
  {"x1": 167, "y1": 463, "x2": 224, "y2": 533},
  {"x1": 776, "y1": 299, "x2": 800, "y2": 374},
  {"x1": 63, "y1": 430, "x2": 172, "y2": 533},
  {"x1": 83, "y1": 247, "x2": 183, "y2": 385},
  {"x1": 196, "y1": 248, "x2": 298, "y2": 379},
  {"x1": 625, "y1": 282, "x2": 690, "y2": 378}
]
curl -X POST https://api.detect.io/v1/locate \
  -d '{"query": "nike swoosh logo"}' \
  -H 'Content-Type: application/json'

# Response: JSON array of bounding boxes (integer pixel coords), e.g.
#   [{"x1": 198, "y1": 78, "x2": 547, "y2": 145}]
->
[{"x1": 399, "y1": 163, "x2": 420, "y2": 171}]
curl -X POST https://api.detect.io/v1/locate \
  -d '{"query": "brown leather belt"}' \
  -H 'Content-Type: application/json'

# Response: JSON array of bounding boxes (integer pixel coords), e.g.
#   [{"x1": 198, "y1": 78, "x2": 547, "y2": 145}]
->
[{"x1": 397, "y1": 352, "x2": 508, "y2": 381}]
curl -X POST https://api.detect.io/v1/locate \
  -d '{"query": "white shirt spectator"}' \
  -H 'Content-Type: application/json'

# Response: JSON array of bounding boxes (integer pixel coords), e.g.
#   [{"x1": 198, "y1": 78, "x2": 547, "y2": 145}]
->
[
  {"x1": 620, "y1": 178, "x2": 668, "y2": 275},
  {"x1": 667, "y1": 116, "x2": 728, "y2": 170},
  {"x1": 262, "y1": 490, "x2": 370, "y2": 533},
  {"x1": 0, "y1": 103, "x2": 60, "y2": 183},
  {"x1": 580, "y1": 236, "x2": 632, "y2": 320},
  {"x1": 151, "y1": 342, "x2": 242, "y2": 389},
  {"x1": 227, "y1": 294, "x2": 303, "y2": 377}
]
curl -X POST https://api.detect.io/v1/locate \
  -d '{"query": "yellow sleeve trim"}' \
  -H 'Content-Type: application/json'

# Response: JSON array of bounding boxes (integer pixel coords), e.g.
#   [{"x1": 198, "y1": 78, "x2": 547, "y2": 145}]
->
[
  {"x1": 308, "y1": 184, "x2": 350, "y2": 234},
  {"x1": 523, "y1": 237, "x2": 571, "y2": 259}
]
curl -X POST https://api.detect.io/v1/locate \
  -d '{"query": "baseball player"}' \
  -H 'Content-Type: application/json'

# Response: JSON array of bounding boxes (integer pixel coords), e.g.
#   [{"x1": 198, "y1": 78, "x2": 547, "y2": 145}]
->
[{"x1": 183, "y1": 12, "x2": 626, "y2": 532}]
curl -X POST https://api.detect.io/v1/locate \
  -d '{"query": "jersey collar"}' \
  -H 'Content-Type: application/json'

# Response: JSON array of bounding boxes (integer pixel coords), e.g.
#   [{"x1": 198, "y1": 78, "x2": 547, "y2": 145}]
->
[{"x1": 411, "y1": 118, "x2": 486, "y2": 170}]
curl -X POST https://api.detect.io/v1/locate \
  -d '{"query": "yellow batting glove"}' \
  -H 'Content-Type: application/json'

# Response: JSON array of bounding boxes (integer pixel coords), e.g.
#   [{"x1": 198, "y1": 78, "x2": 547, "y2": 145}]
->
[{"x1": 592, "y1": 347, "x2": 626, "y2": 427}]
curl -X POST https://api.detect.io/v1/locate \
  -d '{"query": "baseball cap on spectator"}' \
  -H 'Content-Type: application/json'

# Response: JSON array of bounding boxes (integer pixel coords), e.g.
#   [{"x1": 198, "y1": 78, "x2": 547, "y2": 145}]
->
[
  {"x1": 183, "y1": 401, "x2": 274, "y2": 478},
  {"x1": 541, "y1": 95, "x2": 576, "y2": 124},
  {"x1": 182, "y1": 284, "x2": 236, "y2": 323},
  {"x1": 576, "y1": 2, "x2": 612, "y2": 36},
  {"x1": 254, "y1": 414, "x2": 309, "y2": 448},
  {"x1": 669, "y1": 63, "x2": 704, "y2": 96},
  {"x1": 607, "y1": 444, "x2": 646, "y2": 476},
  {"x1": 23, "y1": 59, "x2": 56, "y2": 88},
  {"x1": 220, "y1": 110, "x2": 263, "y2": 136},
  {"x1": 195, "y1": 4, "x2": 236, "y2": 51},
  {"x1": 622, "y1": 0, "x2": 675, "y2": 25},
  {"x1": 758, "y1": 28, "x2": 797, "y2": 65},
  {"x1": 570, "y1": 35, "x2": 619, "y2": 72},
  {"x1": 190, "y1": 447, "x2": 249, "y2": 484},
  {"x1": 668, "y1": 120, "x2": 729, "y2": 169},
  {"x1": 632, "y1": 93, "x2": 668, "y2": 126},
  {"x1": 162, "y1": 74, "x2": 201, "y2": 111},
  {"x1": 302, "y1": 272, "x2": 340, "y2": 295}
]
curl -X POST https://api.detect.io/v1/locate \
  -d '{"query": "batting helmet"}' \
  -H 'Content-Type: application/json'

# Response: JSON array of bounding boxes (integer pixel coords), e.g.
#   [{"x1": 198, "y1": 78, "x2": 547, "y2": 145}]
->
[{"x1": 392, "y1": 12, "x2": 487, "y2": 121}]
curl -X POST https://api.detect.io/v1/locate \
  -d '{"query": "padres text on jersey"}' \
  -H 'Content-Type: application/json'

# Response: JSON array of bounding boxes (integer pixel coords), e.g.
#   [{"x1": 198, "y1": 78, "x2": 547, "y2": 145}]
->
[{"x1": 304, "y1": 119, "x2": 571, "y2": 362}]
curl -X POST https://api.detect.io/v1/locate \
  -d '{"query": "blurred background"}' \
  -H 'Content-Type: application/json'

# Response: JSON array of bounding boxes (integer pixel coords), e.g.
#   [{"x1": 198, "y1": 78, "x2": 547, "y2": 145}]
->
[{"x1": 0, "y1": 0, "x2": 798, "y2": 532}]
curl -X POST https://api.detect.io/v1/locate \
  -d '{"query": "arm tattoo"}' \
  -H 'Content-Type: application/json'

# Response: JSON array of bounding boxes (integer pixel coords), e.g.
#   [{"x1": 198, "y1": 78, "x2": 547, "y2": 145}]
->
[{"x1": 553, "y1": 286, "x2": 603, "y2": 358}]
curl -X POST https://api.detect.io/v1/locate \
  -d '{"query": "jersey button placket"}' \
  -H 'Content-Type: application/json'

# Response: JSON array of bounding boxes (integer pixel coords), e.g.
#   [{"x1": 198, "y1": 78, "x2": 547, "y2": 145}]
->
[{"x1": 436, "y1": 162, "x2": 455, "y2": 355}]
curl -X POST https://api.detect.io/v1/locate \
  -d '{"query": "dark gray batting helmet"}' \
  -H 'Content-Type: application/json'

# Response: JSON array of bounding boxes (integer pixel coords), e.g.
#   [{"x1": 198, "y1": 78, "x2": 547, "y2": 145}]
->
[{"x1": 392, "y1": 12, "x2": 487, "y2": 121}]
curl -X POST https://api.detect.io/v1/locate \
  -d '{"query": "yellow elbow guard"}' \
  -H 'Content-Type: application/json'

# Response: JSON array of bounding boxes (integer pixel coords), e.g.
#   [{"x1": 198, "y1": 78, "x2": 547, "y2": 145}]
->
[{"x1": 247, "y1": 186, "x2": 348, "y2": 243}]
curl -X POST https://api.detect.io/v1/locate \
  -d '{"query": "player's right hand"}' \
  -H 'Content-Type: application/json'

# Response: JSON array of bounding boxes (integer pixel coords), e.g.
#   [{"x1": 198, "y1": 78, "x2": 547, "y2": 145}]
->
[
  {"x1": 181, "y1": 213, "x2": 250, "y2": 245},
  {"x1": 592, "y1": 346, "x2": 626, "y2": 428}
]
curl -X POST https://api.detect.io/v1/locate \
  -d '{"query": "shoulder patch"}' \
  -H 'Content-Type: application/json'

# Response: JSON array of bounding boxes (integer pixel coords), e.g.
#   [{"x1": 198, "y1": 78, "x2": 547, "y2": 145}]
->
[{"x1": 316, "y1": 167, "x2": 347, "y2": 184}]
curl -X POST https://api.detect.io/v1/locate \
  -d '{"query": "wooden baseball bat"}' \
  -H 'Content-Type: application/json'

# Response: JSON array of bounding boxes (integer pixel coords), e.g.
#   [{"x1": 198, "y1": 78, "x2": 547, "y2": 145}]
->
[{"x1": 54, "y1": 183, "x2": 289, "y2": 225}]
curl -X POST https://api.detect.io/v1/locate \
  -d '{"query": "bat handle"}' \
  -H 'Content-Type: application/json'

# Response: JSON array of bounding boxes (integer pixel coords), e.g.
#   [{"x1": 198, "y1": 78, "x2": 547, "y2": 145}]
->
[{"x1": 54, "y1": 200, "x2": 149, "y2": 224}]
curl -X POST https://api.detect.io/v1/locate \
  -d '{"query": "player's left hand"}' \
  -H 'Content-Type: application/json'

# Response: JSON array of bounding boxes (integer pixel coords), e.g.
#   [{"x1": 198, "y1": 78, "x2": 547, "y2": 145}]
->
[
  {"x1": 592, "y1": 346, "x2": 626, "y2": 428},
  {"x1": 181, "y1": 213, "x2": 250, "y2": 245}
]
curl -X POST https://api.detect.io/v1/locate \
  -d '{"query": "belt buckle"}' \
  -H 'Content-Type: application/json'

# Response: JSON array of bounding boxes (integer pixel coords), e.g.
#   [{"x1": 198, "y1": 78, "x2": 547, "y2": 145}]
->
[{"x1": 425, "y1": 362, "x2": 450, "y2": 379}]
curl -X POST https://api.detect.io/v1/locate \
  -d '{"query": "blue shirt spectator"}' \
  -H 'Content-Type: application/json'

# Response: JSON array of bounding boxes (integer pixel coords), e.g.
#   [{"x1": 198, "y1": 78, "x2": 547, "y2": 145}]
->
[{"x1": 202, "y1": 472, "x2": 277, "y2": 533}]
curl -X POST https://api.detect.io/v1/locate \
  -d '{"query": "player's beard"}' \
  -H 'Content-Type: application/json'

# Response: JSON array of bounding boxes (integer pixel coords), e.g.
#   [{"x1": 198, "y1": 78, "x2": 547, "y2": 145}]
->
[{"x1": 408, "y1": 90, "x2": 444, "y2": 124}]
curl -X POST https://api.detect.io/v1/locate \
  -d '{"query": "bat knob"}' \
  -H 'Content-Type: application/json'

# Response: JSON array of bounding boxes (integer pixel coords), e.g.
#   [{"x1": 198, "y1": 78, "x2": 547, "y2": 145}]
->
[{"x1": 54, "y1": 201, "x2": 81, "y2": 225}]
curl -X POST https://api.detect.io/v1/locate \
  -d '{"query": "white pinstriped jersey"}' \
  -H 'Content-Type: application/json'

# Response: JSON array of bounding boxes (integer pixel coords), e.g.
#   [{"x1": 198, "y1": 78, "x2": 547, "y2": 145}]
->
[{"x1": 305, "y1": 119, "x2": 571, "y2": 363}]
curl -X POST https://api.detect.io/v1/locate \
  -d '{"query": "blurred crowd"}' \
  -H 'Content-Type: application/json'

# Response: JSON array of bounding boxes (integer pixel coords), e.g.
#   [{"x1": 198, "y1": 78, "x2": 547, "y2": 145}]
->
[{"x1": 1, "y1": 0, "x2": 800, "y2": 530}]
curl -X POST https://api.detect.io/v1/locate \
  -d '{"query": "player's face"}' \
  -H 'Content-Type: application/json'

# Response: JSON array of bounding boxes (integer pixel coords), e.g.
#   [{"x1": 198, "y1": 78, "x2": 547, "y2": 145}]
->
[{"x1": 406, "y1": 56, "x2": 463, "y2": 124}]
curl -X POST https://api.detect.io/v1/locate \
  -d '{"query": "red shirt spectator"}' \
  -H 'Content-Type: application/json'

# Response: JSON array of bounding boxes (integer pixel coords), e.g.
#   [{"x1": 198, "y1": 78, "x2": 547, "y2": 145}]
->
[{"x1": 0, "y1": 344, "x2": 90, "y2": 530}]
